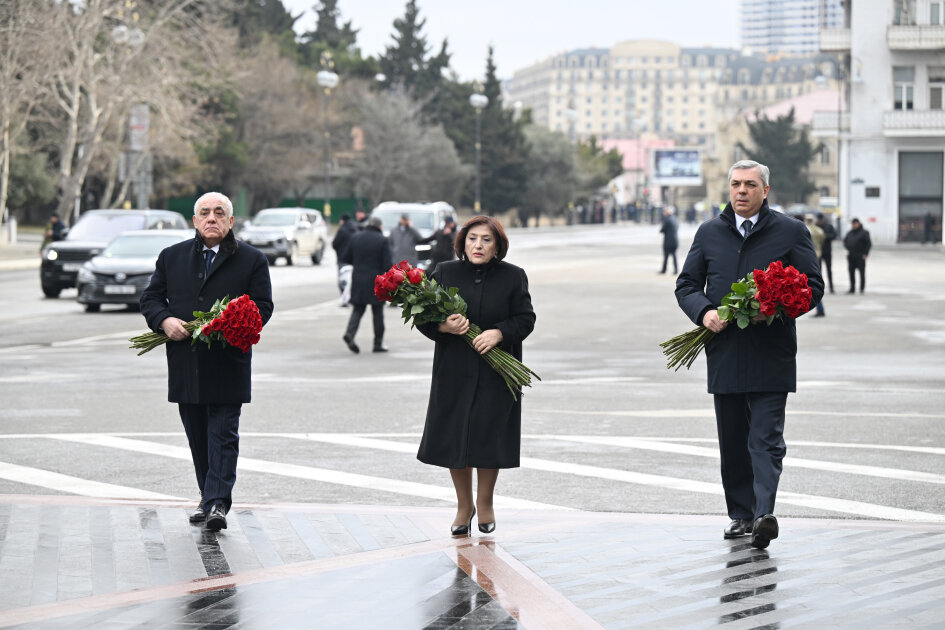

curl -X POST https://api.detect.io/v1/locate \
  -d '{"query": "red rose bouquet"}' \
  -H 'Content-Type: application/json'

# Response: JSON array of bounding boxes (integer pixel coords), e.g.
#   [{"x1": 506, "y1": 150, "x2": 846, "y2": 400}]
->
[
  {"x1": 129, "y1": 294, "x2": 263, "y2": 356},
  {"x1": 660, "y1": 261, "x2": 812, "y2": 371},
  {"x1": 375, "y1": 261, "x2": 540, "y2": 400}
]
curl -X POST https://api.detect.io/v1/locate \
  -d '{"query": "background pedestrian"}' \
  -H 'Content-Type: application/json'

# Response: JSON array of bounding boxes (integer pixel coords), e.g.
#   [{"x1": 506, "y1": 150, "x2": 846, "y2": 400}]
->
[
  {"x1": 341, "y1": 216, "x2": 392, "y2": 353},
  {"x1": 843, "y1": 218, "x2": 871, "y2": 293}
]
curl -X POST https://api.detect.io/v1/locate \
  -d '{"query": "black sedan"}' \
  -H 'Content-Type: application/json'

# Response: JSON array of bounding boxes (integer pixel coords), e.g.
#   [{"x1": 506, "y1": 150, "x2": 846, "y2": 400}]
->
[{"x1": 76, "y1": 229, "x2": 193, "y2": 312}]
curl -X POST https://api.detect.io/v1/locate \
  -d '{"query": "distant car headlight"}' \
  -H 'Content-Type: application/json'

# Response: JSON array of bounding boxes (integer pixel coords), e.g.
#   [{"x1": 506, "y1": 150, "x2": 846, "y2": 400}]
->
[
  {"x1": 77, "y1": 266, "x2": 95, "y2": 283},
  {"x1": 46, "y1": 249, "x2": 58, "y2": 261}
]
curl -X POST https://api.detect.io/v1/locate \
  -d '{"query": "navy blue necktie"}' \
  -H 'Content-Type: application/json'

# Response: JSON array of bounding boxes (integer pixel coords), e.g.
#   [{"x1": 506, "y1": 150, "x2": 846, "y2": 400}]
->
[
  {"x1": 204, "y1": 249, "x2": 215, "y2": 273},
  {"x1": 742, "y1": 221, "x2": 754, "y2": 238}
]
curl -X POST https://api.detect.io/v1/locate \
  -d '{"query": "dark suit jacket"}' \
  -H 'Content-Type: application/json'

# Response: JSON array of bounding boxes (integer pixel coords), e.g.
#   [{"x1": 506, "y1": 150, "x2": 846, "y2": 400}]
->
[
  {"x1": 140, "y1": 233, "x2": 273, "y2": 404},
  {"x1": 675, "y1": 201, "x2": 824, "y2": 394}
]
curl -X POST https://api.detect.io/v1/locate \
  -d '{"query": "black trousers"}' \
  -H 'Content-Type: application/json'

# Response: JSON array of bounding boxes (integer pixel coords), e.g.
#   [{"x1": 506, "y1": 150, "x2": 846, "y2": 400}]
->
[
  {"x1": 179, "y1": 403, "x2": 241, "y2": 512},
  {"x1": 713, "y1": 392, "x2": 787, "y2": 520},
  {"x1": 345, "y1": 303, "x2": 384, "y2": 347},
  {"x1": 847, "y1": 255, "x2": 866, "y2": 292},
  {"x1": 820, "y1": 248, "x2": 833, "y2": 292},
  {"x1": 661, "y1": 247, "x2": 678, "y2": 274}
]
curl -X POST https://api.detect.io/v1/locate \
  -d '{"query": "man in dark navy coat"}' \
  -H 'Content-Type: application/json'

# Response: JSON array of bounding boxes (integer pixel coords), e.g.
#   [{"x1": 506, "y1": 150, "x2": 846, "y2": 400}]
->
[
  {"x1": 140, "y1": 192, "x2": 273, "y2": 532},
  {"x1": 676, "y1": 161, "x2": 823, "y2": 549},
  {"x1": 340, "y1": 216, "x2": 392, "y2": 353}
]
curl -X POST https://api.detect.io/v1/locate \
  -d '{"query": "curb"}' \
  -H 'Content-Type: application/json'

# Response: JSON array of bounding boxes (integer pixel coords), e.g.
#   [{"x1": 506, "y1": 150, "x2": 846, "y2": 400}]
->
[{"x1": 0, "y1": 258, "x2": 40, "y2": 271}]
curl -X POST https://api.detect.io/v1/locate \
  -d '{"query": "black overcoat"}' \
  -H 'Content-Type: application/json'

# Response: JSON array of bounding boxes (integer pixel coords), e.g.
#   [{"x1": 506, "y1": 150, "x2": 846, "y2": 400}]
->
[
  {"x1": 660, "y1": 214, "x2": 679, "y2": 250},
  {"x1": 416, "y1": 259, "x2": 536, "y2": 469},
  {"x1": 341, "y1": 226, "x2": 393, "y2": 306},
  {"x1": 140, "y1": 233, "x2": 274, "y2": 404},
  {"x1": 675, "y1": 201, "x2": 824, "y2": 394}
]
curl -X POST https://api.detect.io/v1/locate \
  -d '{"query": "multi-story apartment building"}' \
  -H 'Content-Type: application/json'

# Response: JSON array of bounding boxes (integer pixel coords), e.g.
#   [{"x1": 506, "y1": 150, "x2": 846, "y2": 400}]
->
[
  {"x1": 815, "y1": 0, "x2": 945, "y2": 244},
  {"x1": 504, "y1": 40, "x2": 840, "y2": 209},
  {"x1": 742, "y1": 0, "x2": 844, "y2": 55},
  {"x1": 504, "y1": 40, "x2": 838, "y2": 150}
]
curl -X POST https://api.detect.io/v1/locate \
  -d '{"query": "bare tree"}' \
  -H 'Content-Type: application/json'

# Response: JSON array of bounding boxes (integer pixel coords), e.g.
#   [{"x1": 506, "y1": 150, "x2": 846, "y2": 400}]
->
[
  {"x1": 236, "y1": 40, "x2": 323, "y2": 210},
  {"x1": 0, "y1": 0, "x2": 51, "y2": 224},
  {"x1": 40, "y1": 0, "x2": 231, "y2": 219},
  {"x1": 351, "y1": 88, "x2": 470, "y2": 206}
]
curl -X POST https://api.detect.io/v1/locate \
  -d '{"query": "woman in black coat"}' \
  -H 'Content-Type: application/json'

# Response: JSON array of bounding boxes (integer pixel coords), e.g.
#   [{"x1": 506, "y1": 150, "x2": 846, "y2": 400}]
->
[{"x1": 417, "y1": 216, "x2": 536, "y2": 536}]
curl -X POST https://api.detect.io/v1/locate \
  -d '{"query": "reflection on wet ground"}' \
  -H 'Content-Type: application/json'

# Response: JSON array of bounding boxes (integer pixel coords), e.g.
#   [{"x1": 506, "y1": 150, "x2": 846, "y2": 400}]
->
[{"x1": 0, "y1": 498, "x2": 943, "y2": 629}]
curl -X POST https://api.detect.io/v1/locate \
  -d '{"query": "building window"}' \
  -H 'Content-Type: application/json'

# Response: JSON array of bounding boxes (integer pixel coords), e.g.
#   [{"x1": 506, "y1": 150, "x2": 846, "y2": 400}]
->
[
  {"x1": 932, "y1": 0, "x2": 945, "y2": 24},
  {"x1": 894, "y1": 66, "x2": 915, "y2": 110},
  {"x1": 930, "y1": 67, "x2": 945, "y2": 109},
  {"x1": 821, "y1": 146, "x2": 831, "y2": 165},
  {"x1": 894, "y1": 0, "x2": 916, "y2": 25}
]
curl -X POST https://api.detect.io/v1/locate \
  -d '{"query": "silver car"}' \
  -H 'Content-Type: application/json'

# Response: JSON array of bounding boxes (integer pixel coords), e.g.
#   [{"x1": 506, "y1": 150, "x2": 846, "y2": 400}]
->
[
  {"x1": 369, "y1": 201, "x2": 458, "y2": 269},
  {"x1": 238, "y1": 207, "x2": 328, "y2": 265}
]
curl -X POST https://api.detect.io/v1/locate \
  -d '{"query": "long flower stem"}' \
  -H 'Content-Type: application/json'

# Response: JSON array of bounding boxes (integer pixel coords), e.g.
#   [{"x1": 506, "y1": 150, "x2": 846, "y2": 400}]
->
[
  {"x1": 129, "y1": 321, "x2": 199, "y2": 355},
  {"x1": 659, "y1": 327, "x2": 716, "y2": 371},
  {"x1": 463, "y1": 323, "x2": 540, "y2": 401}
]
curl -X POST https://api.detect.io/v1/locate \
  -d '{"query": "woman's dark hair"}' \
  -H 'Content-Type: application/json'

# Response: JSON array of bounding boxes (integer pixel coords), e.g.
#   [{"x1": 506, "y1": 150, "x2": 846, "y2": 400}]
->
[{"x1": 454, "y1": 215, "x2": 509, "y2": 260}]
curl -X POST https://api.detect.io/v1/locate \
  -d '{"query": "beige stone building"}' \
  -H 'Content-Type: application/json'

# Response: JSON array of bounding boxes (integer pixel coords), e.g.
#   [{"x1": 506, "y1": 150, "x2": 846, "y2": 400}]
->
[{"x1": 504, "y1": 39, "x2": 842, "y2": 208}]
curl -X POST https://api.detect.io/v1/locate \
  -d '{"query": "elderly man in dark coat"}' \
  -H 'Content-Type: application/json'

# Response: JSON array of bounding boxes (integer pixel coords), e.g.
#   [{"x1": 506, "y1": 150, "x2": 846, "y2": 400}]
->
[
  {"x1": 676, "y1": 160, "x2": 823, "y2": 549},
  {"x1": 140, "y1": 192, "x2": 273, "y2": 532},
  {"x1": 341, "y1": 216, "x2": 393, "y2": 353}
]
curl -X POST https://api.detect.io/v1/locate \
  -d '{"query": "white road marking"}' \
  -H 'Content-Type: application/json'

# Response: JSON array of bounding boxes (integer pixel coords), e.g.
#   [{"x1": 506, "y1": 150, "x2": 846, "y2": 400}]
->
[
  {"x1": 544, "y1": 435, "x2": 945, "y2": 484},
  {"x1": 284, "y1": 433, "x2": 945, "y2": 523},
  {"x1": 534, "y1": 408, "x2": 945, "y2": 419},
  {"x1": 0, "y1": 461, "x2": 181, "y2": 500},
  {"x1": 48, "y1": 434, "x2": 568, "y2": 512},
  {"x1": 0, "y1": 432, "x2": 941, "y2": 522}
]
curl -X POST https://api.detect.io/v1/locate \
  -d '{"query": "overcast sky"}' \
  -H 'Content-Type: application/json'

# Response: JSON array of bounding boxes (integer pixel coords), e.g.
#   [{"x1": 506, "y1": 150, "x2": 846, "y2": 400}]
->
[{"x1": 282, "y1": 0, "x2": 741, "y2": 81}]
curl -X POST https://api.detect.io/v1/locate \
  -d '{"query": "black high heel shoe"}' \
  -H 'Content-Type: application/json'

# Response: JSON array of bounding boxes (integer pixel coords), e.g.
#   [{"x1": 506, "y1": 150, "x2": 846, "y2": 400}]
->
[
  {"x1": 451, "y1": 508, "x2": 475, "y2": 536},
  {"x1": 478, "y1": 521, "x2": 495, "y2": 534}
]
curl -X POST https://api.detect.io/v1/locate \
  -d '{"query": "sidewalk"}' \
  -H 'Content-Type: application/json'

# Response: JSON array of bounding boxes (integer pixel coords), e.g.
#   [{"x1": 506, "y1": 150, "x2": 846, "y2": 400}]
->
[
  {"x1": 0, "y1": 496, "x2": 942, "y2": 629},
  {"x1": 0, "y1": 239, "x2": 41, "y2": 271}
]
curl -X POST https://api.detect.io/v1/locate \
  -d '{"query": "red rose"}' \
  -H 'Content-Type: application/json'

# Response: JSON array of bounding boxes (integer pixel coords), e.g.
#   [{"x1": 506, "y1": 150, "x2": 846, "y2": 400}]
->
[
  {"x1": 396, "y1": 260, "x2": 411, "y2": 272},
  {"x1": 407, "y1": 268, "x2": 423, "y2": 284}
]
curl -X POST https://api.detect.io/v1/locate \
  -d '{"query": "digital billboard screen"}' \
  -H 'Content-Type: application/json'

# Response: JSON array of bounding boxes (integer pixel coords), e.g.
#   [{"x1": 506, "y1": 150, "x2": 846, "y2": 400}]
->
[{"x1": 650, "y1": 149, "x2": 702, "y2": 186}]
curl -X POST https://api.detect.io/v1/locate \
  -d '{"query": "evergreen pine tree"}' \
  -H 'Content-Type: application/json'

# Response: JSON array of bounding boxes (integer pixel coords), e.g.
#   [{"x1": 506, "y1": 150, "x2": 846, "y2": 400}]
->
[{"x1": 739, "y1": 108, "x2": 821, "y2": 204}]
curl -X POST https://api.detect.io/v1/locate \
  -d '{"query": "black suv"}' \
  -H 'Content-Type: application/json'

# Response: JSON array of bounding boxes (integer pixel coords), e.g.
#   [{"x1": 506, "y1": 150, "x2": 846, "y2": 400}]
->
[{"x1": 40, "y1": 209, "x2": 188, "y2": 297}]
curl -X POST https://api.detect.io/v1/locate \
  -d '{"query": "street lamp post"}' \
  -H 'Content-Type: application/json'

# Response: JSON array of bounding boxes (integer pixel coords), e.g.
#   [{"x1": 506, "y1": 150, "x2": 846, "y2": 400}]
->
[
  {"x1": 317, "y1": 53, "x2": 339, "y2": 220},
  {"x1": 469, "y1": 91, "x2": 489, "y2": 212}
]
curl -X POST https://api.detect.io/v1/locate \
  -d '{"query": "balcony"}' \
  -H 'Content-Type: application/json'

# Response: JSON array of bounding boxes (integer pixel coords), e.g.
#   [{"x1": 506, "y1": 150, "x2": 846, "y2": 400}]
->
[
  {"x1": 883, "y1": 109, "x2": 945, "y2": 136},
  {"x1": 811, "y1": 111, "x2": 850, "y2": 136},
  {"x1": 820, "y1": 28, "x2": 852, "y2": 52},
  {"x1": 887, "y1": 25, "x2": 945, "y2": 50}
]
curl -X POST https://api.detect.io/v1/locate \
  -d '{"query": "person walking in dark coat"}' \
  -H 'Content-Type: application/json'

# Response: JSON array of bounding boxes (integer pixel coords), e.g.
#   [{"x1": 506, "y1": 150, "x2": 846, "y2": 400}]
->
[
  {"x1": 416, "y1": 216, "x2": 536, "y2": 537},
  {"x1": 140, "y1": 192, "x2": 274, "y2": 532},
  {"x1": 675, "y1": 160, "x2": 823, "y2": 549},
  {"x1": 427, "y1": 217, "x2": 457, "y2": 272},
  {"x1": 332, "y1": 214, "x2": 358, "y2": 306},
  {"x1": 341, "y1": 216, "x2": 393, "y2": 353},
  {"x1": 815, "y1": 213, "x2": 836, "y2": 293},
  {"x1": 843, "y1": 218, "x2": 871, "y2": 293},
  {"x1": 659, "y1": 208, "x2": 679, "y2": 274}
]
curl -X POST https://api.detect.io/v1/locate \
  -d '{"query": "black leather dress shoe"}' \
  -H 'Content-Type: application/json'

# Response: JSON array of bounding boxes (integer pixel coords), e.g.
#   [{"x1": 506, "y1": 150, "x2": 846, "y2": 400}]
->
[
  {"x1": 205, "y1": 504, "x2": 228, "y2": 532},
  {"x1": 750, "y1": 514, "x2": 779, "y2": 549},
  {"x1": 372, "y1": 345, "x2": 389, "y2": 353},
  {"x1": 189, "y1": 504, "x2": 206, "y2": 524},
  {"x1": 343, "y1": 335, "x2": 359, "y2": 354},
  {"x1": 478, "y1": 521, "x2": 496, "y2": 534},
  {"x1": 723, "y1": 518, "x2": 753, "y2": 539}
]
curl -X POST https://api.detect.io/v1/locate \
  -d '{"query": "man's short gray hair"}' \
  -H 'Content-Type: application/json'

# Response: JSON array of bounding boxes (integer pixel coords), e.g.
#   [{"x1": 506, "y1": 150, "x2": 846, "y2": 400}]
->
[
  {"x1": 367, "y1": 216, "x2": 384, "y2": 229},
  {"x1": 728, "y1": 160, "x2": 770, "y2": 187},
  {"x1": 194, "y1": 192, "x2": 233, "y2": 217}
]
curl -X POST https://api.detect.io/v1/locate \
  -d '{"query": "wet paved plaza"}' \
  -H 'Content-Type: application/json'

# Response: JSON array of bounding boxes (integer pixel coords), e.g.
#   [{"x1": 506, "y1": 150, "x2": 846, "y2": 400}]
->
[{"x1": 1, "y1": 496, "x2": 943, "y2": 629}]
